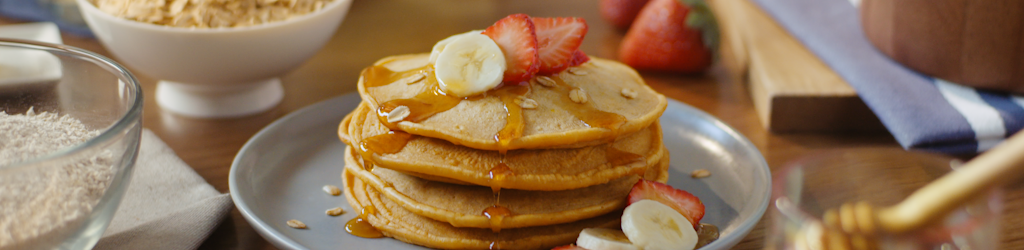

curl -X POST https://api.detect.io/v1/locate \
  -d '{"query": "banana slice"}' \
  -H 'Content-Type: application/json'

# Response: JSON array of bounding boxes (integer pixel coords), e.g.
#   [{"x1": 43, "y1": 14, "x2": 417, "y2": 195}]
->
[
  {"x1": 621, "y1": 200, "x2": 699, "y2": 250},
  {"x1": 433, "y1": 33, "x2": 506, "y2": 97},
  {"x1": 429, "y1": 30, "x2": 484, "y2": 64},
  {"x1": 577, "y1": 228, "x2": 639, "y2": 250}
]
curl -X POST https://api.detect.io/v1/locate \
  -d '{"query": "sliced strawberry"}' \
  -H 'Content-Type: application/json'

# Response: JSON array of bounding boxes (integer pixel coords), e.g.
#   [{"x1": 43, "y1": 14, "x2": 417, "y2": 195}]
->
[
  {"x1": 532, "y1": 17, "x2": 588, "y2": 75},
  {"x1": 552, "y1": 244, "x2": 588, "y2": 250},
  {"x1": 567, "y1": 50, "x2": 590, "y2": 68},
  {"x1": 483, "y1": 14, "x2": 540, "y2": 83},
  {"x1": 627, "y1": 179, "x2": 705, "y2": 227}
]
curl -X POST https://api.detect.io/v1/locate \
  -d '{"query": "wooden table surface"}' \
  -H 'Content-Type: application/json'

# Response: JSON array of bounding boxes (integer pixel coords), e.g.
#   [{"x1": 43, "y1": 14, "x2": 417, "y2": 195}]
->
[{"x1": 3, "y1": 0, "x2": 1024, "y2": 249}]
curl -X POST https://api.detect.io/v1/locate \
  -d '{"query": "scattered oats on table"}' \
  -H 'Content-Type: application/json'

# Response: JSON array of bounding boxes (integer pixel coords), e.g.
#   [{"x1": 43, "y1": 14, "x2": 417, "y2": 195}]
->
[{"x1": 89, "y1": 0, "x2": 335, "y2": 28}]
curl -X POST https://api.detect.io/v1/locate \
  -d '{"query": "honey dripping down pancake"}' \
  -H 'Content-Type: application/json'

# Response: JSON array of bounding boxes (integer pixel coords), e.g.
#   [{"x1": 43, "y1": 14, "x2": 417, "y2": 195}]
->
[
  {"x1": 356, "y1": 54, "x2": 667, "y2": 152},
  {"x1": 343, "y1": 146, "x2": 669, "y2": 230},
  {"x1": 338, "y1": 102, "x2": 667, "y2": 191},
  {"x1": 342, "y1": 168, "x2": 625, "y2": 250}
]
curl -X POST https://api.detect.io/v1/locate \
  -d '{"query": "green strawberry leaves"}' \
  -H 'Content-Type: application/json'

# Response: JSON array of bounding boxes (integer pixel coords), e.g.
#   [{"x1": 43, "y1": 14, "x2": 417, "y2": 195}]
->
[{"x1": 678, "y1": 0, "x2": 719, "y2": 58}]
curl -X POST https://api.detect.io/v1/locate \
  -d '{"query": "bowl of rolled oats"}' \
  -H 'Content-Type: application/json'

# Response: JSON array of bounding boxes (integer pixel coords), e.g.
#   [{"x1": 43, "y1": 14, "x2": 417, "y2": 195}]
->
[
  {"x1": 76, "y1": 0, "x2": 353, "y2": 118},
  {"x1": 0, "y1": 38, "x2": 143, "y2": 250}
]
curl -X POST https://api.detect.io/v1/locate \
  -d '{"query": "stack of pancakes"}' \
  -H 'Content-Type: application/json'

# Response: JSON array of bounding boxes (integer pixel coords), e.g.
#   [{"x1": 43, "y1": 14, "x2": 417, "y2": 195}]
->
[{"x1": 338, "y1": 54, "x2": 668, "y2": 249}]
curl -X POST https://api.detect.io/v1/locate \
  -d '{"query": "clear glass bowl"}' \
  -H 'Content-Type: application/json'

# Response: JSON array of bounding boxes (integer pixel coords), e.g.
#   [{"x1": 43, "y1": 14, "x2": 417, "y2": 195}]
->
[
  {"x1": 0, "y1": 38, "x2": 142, "y2": 250},
  {"x1": 768, "y1": 148, "x2": 1002, "y2": 250}
]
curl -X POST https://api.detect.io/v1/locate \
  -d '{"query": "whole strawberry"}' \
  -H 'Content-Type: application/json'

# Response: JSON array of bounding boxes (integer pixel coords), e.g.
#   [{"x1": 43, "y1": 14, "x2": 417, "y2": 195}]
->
[
  {"x1": 599, "y1": 0, "x2": 651, "y2": 30},
  {"x1": 618, "y1": 0, "x2": 718, "y2": 73}
]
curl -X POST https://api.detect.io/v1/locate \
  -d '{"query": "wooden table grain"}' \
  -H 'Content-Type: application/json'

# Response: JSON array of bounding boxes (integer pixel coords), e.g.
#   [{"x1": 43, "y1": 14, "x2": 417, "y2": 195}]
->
[{"x1": 3, "y1": 0, "x2": 1023, "y2": 249}]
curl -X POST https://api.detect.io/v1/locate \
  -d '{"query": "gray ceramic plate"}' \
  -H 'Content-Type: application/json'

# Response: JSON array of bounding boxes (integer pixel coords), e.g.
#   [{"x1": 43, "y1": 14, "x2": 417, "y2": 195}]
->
[{"x1": 229, "y1": 93, "x2": 771, "y2": 250}]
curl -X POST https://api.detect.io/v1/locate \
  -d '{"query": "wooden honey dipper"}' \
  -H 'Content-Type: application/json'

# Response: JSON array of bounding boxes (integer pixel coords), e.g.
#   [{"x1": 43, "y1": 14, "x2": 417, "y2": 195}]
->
[{"x1": 811, "y1": 131, "x2": 1024, "y2": 250}]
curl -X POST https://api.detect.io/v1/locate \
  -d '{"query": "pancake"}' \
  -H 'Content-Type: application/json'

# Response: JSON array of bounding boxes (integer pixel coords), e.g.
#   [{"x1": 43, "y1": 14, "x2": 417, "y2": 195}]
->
[
  {"x1": 343, "y1": 146, "x2": 669, "y2": 229},
  {"x1": 343, "y1": 168, "x2": 623, "y2": 250},
  {"x1": 356, "y1": 54, "x2": 667, "y2": 151},
  {"x1": 338, "y1": 102, "x2": 666, "y2": 191}
]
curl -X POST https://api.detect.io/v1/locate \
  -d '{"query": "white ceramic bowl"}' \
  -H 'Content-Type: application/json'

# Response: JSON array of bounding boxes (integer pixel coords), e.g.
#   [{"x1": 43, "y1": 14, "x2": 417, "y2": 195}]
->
[{"x1": 76, "y1": 0, "x2": 353, "y2": 118}]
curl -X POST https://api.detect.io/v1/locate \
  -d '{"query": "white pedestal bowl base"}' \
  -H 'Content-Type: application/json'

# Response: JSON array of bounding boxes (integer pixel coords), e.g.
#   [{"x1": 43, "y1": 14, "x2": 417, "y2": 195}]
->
[{"x1": 155, "y1": 78, "x2": 283, "y2": 118}]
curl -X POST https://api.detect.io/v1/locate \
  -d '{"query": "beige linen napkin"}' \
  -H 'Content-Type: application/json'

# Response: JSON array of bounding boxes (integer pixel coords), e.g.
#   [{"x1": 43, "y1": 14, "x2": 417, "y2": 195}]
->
[{"x1": 93, "y1": 129, "x2": 232, "y2": 250}]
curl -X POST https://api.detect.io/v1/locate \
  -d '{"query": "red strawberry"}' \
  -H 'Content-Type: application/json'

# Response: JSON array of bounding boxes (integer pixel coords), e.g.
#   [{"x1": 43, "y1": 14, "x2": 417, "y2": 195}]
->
[
  {"x1": 618, "y1": 0, "x2": 717, "y2": 73},
  {"x1": 627, "y1": 179, "x2": 705, "y2": 227},
  {"x1": 567, "y1": 50, "x2": 591, "y2": 67},
  {"x1": 532, "y1": 17, "x2": 588, "y2": 75},
  {"x1": 599, "y1": 0, "x2": 650, "y2": 30},
  {"x1": 552, "y1": 245, "x2": 588, "y2": 250},
  {"x1": 483, "y1": 14, "x2": 540, "y2": 83}
]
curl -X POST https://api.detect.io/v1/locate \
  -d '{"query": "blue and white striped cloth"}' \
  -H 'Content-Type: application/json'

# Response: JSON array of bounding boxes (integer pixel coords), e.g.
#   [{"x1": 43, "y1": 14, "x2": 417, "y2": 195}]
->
[
  {"x1": 0, "y1": 0, "x2": 94, "y2": 37},
  {"x1": 749, "y1": 0, "x2": 1023, "y2": 154}
]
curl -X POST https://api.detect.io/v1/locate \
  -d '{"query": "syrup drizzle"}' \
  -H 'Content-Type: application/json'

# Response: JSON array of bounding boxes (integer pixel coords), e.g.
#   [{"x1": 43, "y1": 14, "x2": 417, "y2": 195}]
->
[
  {"x1": 361, "y1": 63, "x2": 429, "y2": 88},
  {"x1": 344, "y1": 217, "x2": 383, "y2": 238},
  {"x1": 545, "y1": 76, "x2": 627, "y2": 131},
  {"x1": 487, "y1": 161, "x2": 514, "y2": 194},
  {"x1": 345, "y1": 206, "x2": 383, "y2": 238},
  {"x1": 493, "y1": 83, "x2": 531, "y2": 153},
  {"x1": 362, "y1": 160, "x2": 374, "y2": 171},
  {"x1": 357, "y1": 131, "x2": 414, "y2": 171},
  {"x1": 605, "y1": 146, "x2": 644, "y2": 166},
  {"x1": 483, "y1": 158, "x2": 514, "y2": 233},
  {"x1": 359, "y1": 131, "x2": 414, "y2": 154},
  {"x1": 607, "y1": 146, "x2": 647, "y2": 178},
  {"x1": 485, "y1": 148, "x2": 516, "y2": 234},
  {"x1": 486, "y1": 83, "x2": 528, "y2": 229},
  {"x1": 482, "y1": 205, "x2": 511, "y2": 233},
  {"x1": 366, "y1": 65, "x2": 463, "y2": 129}
]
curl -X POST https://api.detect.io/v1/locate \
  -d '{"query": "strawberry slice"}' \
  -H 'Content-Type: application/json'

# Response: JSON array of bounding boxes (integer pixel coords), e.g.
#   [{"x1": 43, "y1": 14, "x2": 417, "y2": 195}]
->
[
  {"x1": 627, "y1": 179, "x2": 705, "y2": 227},
  {"x1": 483, "y1": 14, "x2": 540, "y2": 83},
  {"x1": 552, "y1": 245, "x2": 589, "y2": 250},
  {"x1": 567, "y1": 50, "x2": 591, "y2": 68},
  {"x1": 532, "y1": 17, "x2": 588, "y2": 75}
]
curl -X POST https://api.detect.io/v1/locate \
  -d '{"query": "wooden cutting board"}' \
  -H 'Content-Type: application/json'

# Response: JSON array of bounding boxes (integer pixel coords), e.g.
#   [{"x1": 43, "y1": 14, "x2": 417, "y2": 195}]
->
[{"x1": 709, "y1": 0, "x2": 886, "y2": 132}]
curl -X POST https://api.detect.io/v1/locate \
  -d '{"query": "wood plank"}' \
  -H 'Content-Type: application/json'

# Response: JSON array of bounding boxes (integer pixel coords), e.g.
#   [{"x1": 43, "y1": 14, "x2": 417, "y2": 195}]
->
[{"x1": 709, "y1": 0, "x2": 886, "y2": 132}]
